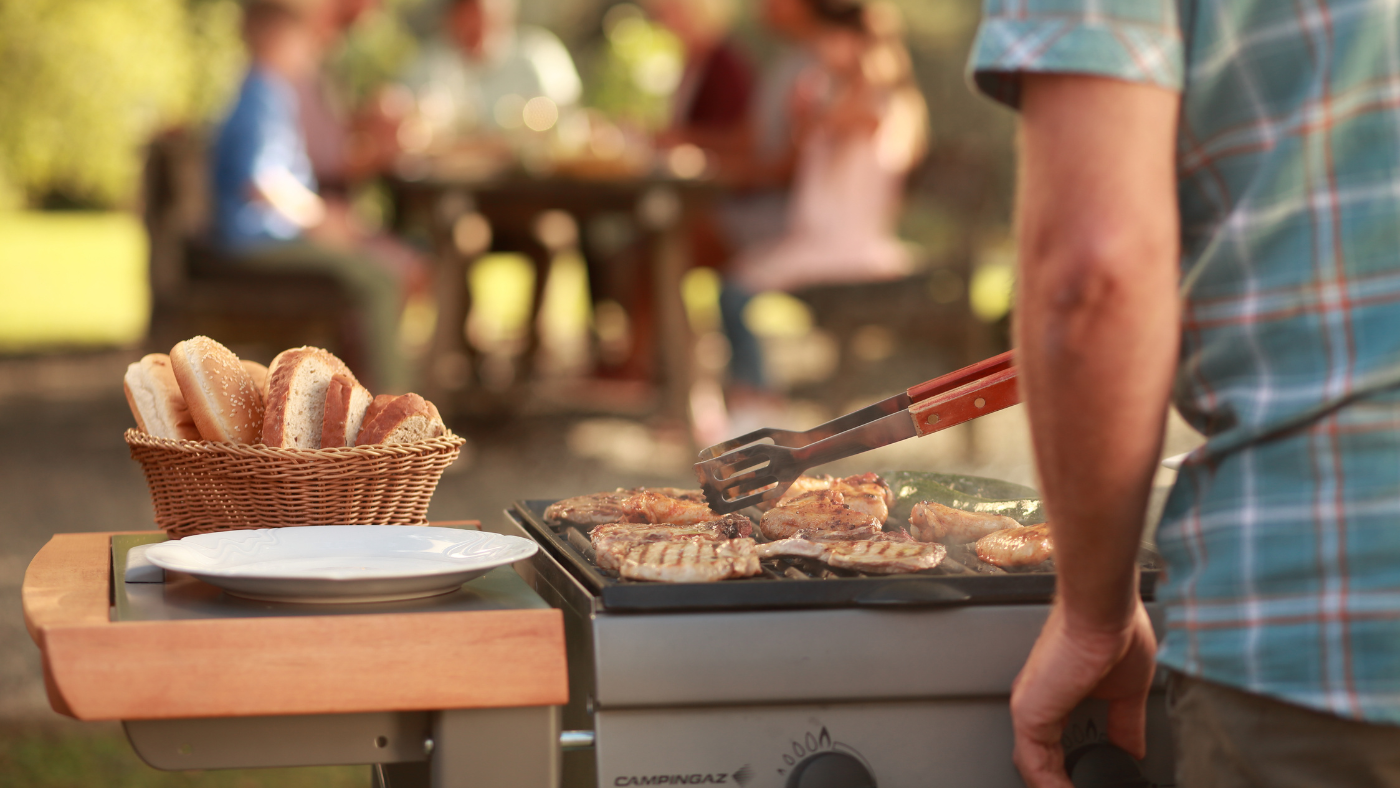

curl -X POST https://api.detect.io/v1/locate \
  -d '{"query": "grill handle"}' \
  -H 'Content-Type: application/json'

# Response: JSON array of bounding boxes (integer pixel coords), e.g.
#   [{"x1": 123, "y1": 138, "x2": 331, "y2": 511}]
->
[{"x1": 851, "y1": 580, "x2": 973, "y2": 606}]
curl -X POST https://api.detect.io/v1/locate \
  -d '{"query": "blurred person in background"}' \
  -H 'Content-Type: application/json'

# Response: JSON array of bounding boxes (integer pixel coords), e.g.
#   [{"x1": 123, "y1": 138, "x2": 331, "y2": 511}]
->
[
  {"x1": 731, "y1": 0, "x2": 924, "y2": 292},
  {"x1": 392, "y1": 0, "x2": 585, "y2": 388},
  {"x1": 212, "y1": 0, "x2": 429, "y2": 392},
  {"x1": 399, "y1": 0, "x2": 581, "y2": 141},
  {"x1": 649, "y1": 0, "x2": 754, "y2": 158},
  {"x1": 297, "y1": 0, "x2": 393, "y2": 195},
  {"x1": 720, "y1": 0, "x2": 927, "y2": 420}
]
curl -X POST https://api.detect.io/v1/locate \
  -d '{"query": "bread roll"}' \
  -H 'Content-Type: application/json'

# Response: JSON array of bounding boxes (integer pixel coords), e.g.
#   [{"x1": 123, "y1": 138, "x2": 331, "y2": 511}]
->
[
  {"x1": 170, "y1": 337, "x2": 264, "y2": 443},
  {"x1": 356, "y1": 393, "x2": 446, "y2": 445},
  {"x1": 123, "y1": 353, "x2": 201, "y2": 441},
  {"x1": 240, "y1": 360, "x2": 269, "y2": 405},
  {"x1": 262, "y1": 346, "x2": 356, "y2": 448},
  {"x1": 321, "y1": 373, "x2": 372, "y2": 448}
]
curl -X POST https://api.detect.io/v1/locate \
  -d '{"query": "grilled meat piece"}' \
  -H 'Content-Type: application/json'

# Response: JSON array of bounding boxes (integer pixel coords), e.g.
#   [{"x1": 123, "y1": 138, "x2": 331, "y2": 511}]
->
[
  {"x1": 764, "y1": 473, "x2": 893, "y2": 523},
  {"x1": 590, "y1": 515, "x2": 755, "y2": 570},
  {"x1": 908, "y1": 500, "x2": 1020, "y2": 544},
  {"x1": 759, "y1": 529, "x2": 945, "y2": 574},
  {"x1": 616, "y1": 538, "x2": 762, "y2": 583},
  {"x1": 545, "y1": 487, "x2": 715, "y2": 526},
  {"x1": 975, "y1": 524, "x2": 1053, "y2": 568},
  {"x1": 759, "y1": 489, "x2": 883, "y2": 541}
]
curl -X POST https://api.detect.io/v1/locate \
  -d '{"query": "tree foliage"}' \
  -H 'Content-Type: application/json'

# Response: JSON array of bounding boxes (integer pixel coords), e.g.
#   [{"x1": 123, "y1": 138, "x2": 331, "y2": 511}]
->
[{"x1": 0, "y1": 0, "x2": 244, "y2": 208}]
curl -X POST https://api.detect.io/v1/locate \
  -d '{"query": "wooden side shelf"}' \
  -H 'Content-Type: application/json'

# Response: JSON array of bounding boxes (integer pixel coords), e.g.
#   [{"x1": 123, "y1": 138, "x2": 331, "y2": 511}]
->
[{"x1": 23, "y1": 532, "x2": 568, "y2": 721}]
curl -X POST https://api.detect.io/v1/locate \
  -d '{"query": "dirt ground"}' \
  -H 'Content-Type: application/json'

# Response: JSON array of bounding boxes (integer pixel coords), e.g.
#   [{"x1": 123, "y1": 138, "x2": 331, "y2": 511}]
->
[{"x1": 0, "y1": 350, "x2": 1204, "y2": 727}]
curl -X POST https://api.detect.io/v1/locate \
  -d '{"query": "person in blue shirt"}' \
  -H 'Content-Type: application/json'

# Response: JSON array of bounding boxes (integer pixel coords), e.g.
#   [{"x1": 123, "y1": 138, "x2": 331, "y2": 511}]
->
[{"x1": 212, "y1": 0, "x2": 426, "y2": 392}]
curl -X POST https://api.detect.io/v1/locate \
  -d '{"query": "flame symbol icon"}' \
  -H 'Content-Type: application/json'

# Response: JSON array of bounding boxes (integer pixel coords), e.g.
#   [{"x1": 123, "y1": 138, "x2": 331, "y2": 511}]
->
[{"x1": 732, "y1": 765, "x2": 753, "y2": 786}]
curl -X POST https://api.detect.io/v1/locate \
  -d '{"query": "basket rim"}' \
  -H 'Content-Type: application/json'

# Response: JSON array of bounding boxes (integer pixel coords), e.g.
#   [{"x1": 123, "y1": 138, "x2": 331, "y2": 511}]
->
[{"x1": 124, "y1": 427, "x2": 465, "y2": 458}]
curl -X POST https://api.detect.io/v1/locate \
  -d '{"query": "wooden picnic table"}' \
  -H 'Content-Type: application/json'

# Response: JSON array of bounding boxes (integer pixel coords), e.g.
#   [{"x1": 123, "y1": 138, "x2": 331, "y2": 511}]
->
[{"x1": 389, "y1": 167, "x2": 715, "y2": 431}]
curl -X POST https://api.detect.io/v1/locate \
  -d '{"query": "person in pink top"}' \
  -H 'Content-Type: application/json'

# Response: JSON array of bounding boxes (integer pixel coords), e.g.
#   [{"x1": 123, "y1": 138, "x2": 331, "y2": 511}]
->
[{"x1": 730, "y1": 0, "x2": 925, "y2": 294}]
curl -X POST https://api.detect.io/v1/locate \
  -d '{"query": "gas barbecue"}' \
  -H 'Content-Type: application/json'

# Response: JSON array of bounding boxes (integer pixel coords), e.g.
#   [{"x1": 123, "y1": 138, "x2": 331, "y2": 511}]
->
[{"x1": 486, "y1": 492, "x2": 1176, "y2": 788}]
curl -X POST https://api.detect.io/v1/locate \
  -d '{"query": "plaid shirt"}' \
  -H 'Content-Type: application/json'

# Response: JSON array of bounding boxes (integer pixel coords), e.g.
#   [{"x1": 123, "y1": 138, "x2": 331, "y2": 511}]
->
[{"x1": 971, "y1": 0, "x2": 1400, "y2": 723}]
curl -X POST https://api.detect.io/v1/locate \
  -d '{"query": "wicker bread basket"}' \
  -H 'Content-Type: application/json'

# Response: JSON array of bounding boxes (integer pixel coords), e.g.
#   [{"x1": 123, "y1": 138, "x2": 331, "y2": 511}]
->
[{"x1": 125, "y1": 429, "x2": 466, "y2": 538}]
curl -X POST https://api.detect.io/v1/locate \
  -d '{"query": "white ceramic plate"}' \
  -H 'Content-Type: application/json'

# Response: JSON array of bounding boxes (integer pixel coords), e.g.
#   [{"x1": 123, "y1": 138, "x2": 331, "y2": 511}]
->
[{"x1": 145, "y1": 526, "x2": 538, "y2": 604}]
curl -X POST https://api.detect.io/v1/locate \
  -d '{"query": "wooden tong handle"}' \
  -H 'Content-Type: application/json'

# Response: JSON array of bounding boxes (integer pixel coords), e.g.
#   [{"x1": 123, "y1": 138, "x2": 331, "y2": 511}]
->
[
  {"x1": 906, "y1": 349, "x2": 1015, "y2": 403},
  {"x1": 906, "y1": 352, "x2": 1019, "y2": 437}
]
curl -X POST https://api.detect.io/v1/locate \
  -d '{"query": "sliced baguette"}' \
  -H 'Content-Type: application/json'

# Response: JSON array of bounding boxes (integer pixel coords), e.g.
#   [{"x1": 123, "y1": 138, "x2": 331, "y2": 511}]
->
[
  {"x1": 170, "y1": 337, "x2": 264, "y2": 443},
  {"x1": 123, "y1": 353, "x2": 201, "y2": 441},
  {"x1": 262, "y1": 347, "x2": 356, "y2": 448},
  {"x1": 356, "y1": 393, "x2": 447, "y2": 445},
  {"x1": 321, "y1": 374, "x2": 373, "y2": 448}
]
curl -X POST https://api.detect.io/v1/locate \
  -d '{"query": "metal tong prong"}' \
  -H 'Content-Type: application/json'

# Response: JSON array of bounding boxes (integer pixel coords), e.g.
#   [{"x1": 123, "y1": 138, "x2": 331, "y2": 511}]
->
[
  {"x1": 695, "y1": 351, "x2": 1019, "y2": 513},
  {"x1": 695, "y1": 394, "x2": 912, "y2": 463}
]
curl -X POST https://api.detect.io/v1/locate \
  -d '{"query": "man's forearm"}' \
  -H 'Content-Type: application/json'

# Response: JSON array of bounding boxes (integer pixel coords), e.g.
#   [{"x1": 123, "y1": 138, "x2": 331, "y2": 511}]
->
[{"x1": 1016, "y1": 75, "x2": 1181, "y2": 632}]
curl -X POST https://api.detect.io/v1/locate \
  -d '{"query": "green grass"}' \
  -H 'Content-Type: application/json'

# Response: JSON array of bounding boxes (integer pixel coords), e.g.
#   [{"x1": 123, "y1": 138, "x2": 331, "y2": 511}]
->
[
  {"x1": 0, "y1": 211, "x2": 148, "y2": 351},
  {"x1": 0, "y1": 726, "x2": 368, "y2": 788}
]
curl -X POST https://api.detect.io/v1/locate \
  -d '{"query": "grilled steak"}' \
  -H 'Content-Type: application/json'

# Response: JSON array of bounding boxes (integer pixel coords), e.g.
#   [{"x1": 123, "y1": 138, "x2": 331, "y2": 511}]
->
[
  {"x1": 908, "y1": 500, "x2": 1020, "y2": 544},
  {"x1": 590, "y1": 515, "x2": 755, "y2": 570},
  {"x1": 975, "y1": 524, "x2": 1053, "y2": 568},
  {"x1": 616, "y1": 538, "x2": 762, "y2": 583},
  {"x1": 759, "y1": 489, "x2": 882, "y2": 541},
  {"x1": 759, "y1": 529, "x2": 946, "y2": 574},
  {"x1": 763, "y1": 473, "x2": 893, "y2": 523},
  {"x1": 546, "y1": 487, "x2": 715, "y2": 526}
]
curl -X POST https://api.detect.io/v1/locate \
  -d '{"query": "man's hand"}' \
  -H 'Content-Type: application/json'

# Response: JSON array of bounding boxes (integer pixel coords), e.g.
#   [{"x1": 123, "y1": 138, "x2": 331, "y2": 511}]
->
[{"x1": 1011, "y1": 599, "x2": 1158, "y2": 787}]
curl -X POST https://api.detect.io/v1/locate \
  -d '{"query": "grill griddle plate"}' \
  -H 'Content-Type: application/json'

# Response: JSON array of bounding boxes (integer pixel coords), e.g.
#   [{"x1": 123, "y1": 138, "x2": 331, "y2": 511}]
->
[{"x1": 513, "y1": 494, "x2": 1159, "y2": 613}]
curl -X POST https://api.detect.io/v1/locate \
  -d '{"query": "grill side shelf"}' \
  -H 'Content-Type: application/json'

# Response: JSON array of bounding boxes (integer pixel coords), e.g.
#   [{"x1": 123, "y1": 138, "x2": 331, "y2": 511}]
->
[{"x1": 512, "y1": 500, "x2": 1158, "y2": 612}]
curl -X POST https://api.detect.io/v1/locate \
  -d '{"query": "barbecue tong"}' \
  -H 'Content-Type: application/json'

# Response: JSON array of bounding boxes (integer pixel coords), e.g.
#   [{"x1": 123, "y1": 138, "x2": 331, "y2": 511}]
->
[{"x1": 695, "y1": 351, "x2": 1019, "y2": 513}]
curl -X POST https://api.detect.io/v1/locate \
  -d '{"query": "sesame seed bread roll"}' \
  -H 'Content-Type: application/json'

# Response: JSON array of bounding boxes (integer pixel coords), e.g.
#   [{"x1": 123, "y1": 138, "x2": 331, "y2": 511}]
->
[
  {"x1": 321, "y1": 373, "x2": 373, "y2": 448},
  {"x1": 240, "y1": 360, "x2": 269, "y2": 406},
  {"x1": 123, "y1": 353, "x2": 201, "y2": 441},
  {"x1": 169, "y1": 337, "x2": 264, "y2": 444},
  {"x1": 262, "y1": 346, "x2": 356, "y2": 448},
  {"x1": 355, "y1": 393, "x2": 446, "y2": 445}
]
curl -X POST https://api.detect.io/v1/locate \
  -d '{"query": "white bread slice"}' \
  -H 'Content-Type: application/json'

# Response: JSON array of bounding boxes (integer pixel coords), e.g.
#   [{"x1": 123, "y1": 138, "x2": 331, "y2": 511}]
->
[
  {"x1": 356, "y1": 393, "x2": 446, "y2": 445},
  {"x1": 169, "y1": 337, "x2": 264, "y2": 443},
  {"x1": 357, "y1": 394, "x2": 397, "y2": 440},
  {"x1": 262, "y1": 346, "x2": 356, "y2": 448},
  {"x1": 240, "y1": 360, "x2": 269, "y2": 406},
  {"x1": 123, "y1": 353, "x2": 201, "y2": 441},
  {"x1": 321, "y1": 374, "x2": 372, "y2": 448}
]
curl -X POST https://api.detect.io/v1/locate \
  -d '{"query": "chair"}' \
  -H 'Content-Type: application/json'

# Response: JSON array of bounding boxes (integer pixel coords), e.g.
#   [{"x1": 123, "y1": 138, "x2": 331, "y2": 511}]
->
[{"x1": 140, "y1": 129, "x2": 362, "y2": 367}]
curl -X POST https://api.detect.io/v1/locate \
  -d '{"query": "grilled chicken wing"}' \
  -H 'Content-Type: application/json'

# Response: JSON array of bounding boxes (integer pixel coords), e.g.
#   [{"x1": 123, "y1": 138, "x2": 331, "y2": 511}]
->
[
  {"x1": 759, "y1": 529, "x2": 945, "y2": 574},
  {"x1": 616, "y1": 538, "x2": 762, "y2": 583},
  {"x1": 765, "y1": 473, "x2": 893, "y2": 523},
  {"x1": 759, "y1": 489, "x2": 883, "y2": 541},
  {"x1": 975, "y1": 524, "x2": 1053, "y2": 568},
  {"x1": 590, "y1": 515, "x2": 755, "y2": 570},
  {"x1": 908, "y1": 500, "x2": 1020, "y2": 544},
  {"x1": 546, "y1": 487, "x2": 715, "y2": 526}
]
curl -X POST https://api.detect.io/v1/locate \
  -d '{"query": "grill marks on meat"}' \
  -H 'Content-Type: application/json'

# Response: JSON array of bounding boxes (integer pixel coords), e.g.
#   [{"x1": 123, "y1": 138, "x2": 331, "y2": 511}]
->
[
  {"x1": 908, "y1": 500, "x2": 1020, "y2": 544},
  {"x1": 759, "y1": 529, "x2": 945, "y2": 574},
  {"x1": 759, "y1": 489, "x2": 882, "y2": 541},
  {"x1": 545, "y1": 487, "x2": 715, "y2": 526},
  {"x1": 975, "y1": 524, "x2": 1053, "y2": 568},
  {"x1": 617, "y1": 538, "x2": 762, "y2": 583},
  {"x1": 765, "y1": 473, "x2": 893, "y2": 523},
  {"x1": 590, "y1": 515, "x2": 755, "y2": 571}
]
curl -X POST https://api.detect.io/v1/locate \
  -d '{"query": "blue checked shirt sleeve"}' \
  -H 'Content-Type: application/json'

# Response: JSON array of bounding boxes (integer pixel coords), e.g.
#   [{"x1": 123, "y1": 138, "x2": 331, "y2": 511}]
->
[{"x1": 969, "y1": 0, "x2": 1185, "y2": 108}]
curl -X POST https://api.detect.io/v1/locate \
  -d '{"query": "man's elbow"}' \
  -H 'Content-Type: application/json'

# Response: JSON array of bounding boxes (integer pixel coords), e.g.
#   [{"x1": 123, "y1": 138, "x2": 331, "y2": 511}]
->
[{"x1": 1017, "y1": 227, "x2": 1177, "y2": 350}]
